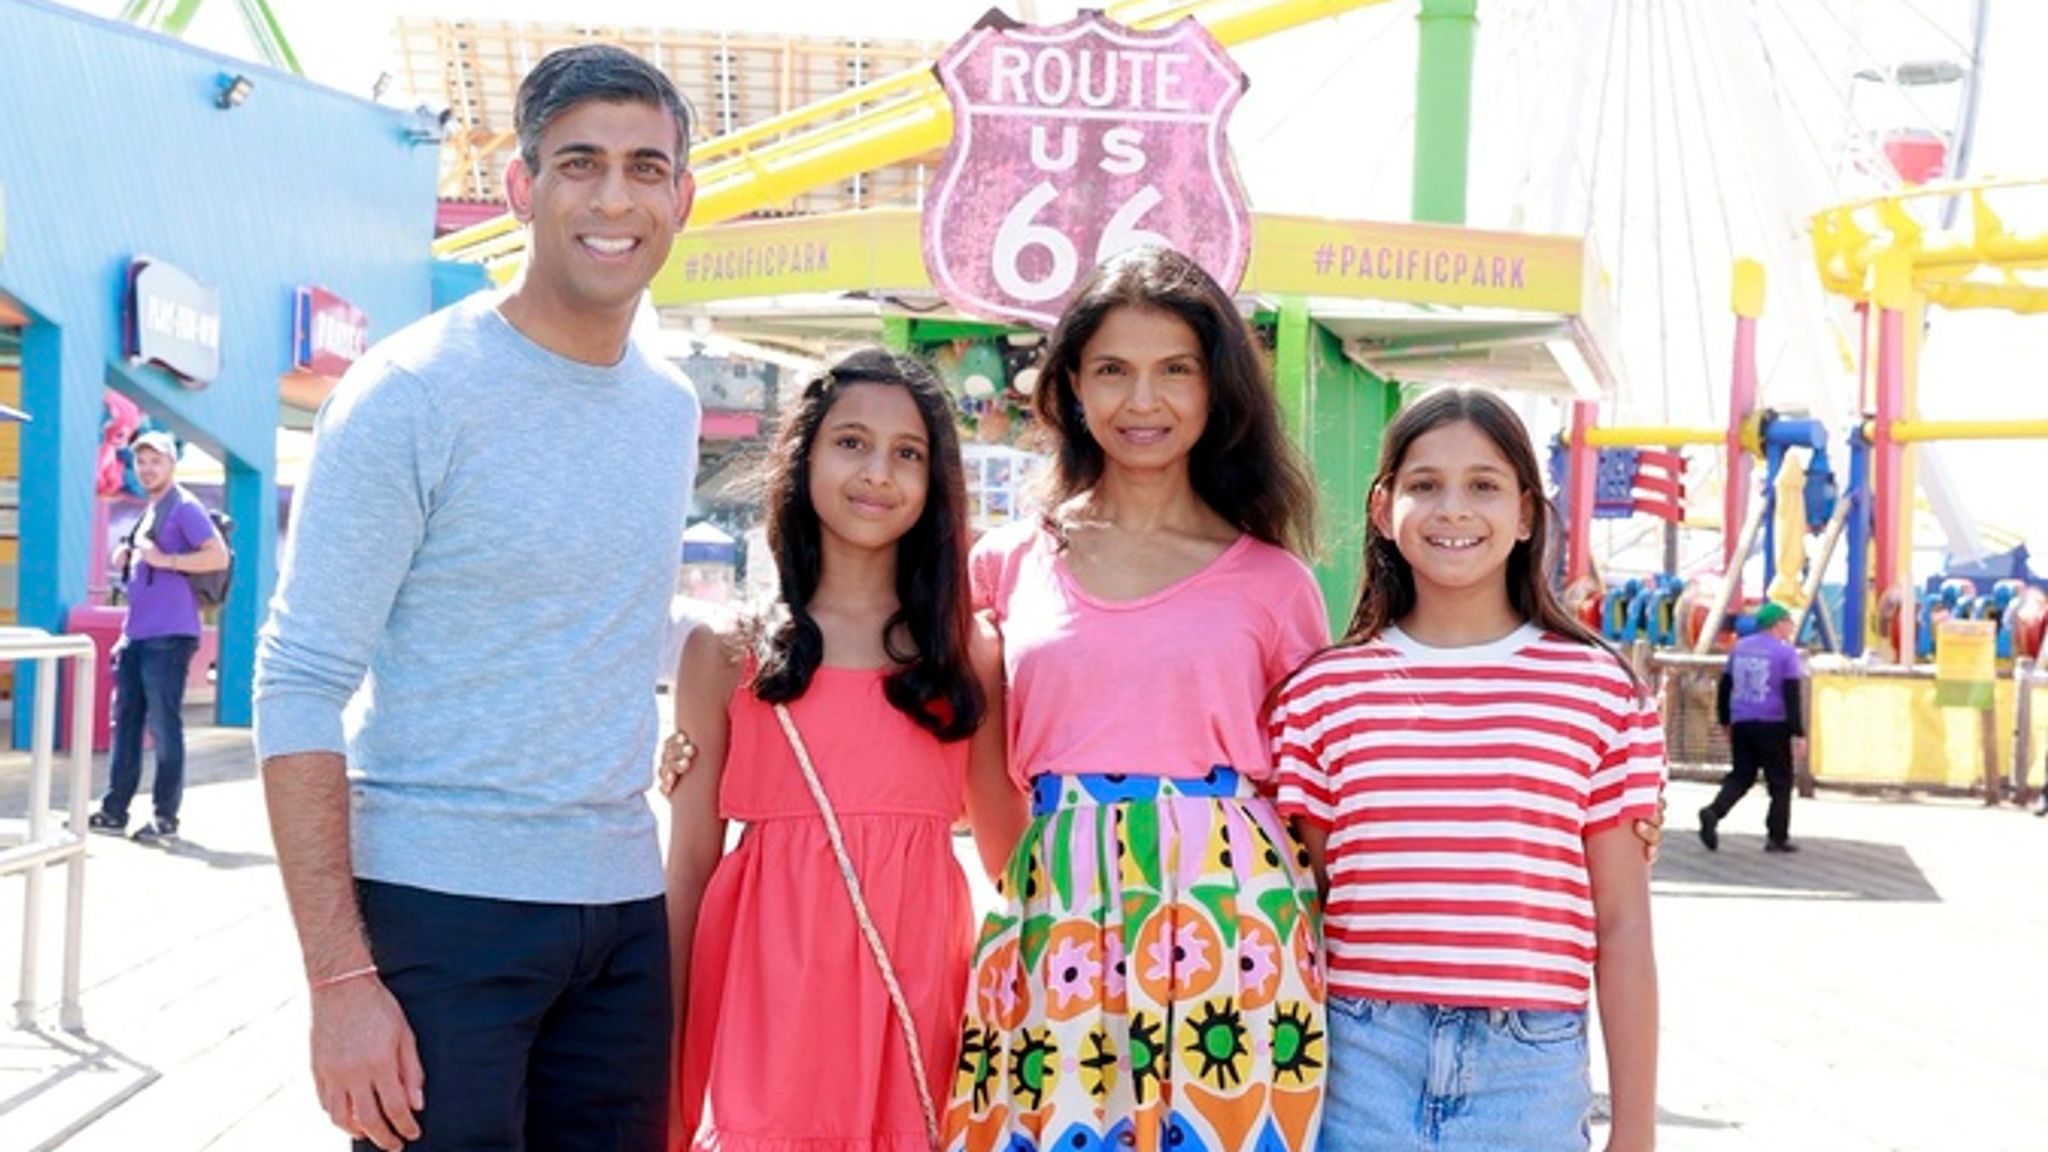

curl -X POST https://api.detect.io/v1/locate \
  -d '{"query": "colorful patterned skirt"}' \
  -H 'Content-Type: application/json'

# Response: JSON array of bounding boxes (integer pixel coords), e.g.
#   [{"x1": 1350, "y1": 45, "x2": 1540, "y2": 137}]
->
[{"x1": 944, "y1": 768, "x2": 1326, "y2": 1152}]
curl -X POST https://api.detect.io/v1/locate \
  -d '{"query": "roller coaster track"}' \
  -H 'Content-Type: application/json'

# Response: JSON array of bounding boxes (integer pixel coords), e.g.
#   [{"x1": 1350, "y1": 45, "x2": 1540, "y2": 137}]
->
[
  {"x1": 432, "y1": 0, "x2": 1394, "y2": 267},
  {"x1": 1811, "y1": 175, "x2": 2048, "y2": 315}
]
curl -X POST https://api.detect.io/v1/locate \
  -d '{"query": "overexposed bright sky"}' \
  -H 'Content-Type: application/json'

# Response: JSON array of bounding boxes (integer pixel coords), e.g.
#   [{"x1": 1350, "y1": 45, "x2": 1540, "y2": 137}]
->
[
  {"x1": 98, "y1": 0, "x2": 1082, "y2": 97},
  {"x1": 52, "y1": 0, "x2": 2048, "y2": 562}
]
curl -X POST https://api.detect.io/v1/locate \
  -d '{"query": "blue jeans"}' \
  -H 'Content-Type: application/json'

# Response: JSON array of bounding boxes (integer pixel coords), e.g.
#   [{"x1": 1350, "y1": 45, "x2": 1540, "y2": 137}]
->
[
  {"x1": 1324, "y1": 995, "x2": 1592, "y2": 1152},
  {"x1": 102, "y1": 634, "x2": 199, "y2": 824}
]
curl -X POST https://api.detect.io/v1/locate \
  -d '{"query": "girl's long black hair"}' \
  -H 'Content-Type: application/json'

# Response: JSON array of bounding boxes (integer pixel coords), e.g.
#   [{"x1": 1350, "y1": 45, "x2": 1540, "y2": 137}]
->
[
  {"x1": 751, "y1": 347, "x2": 984, "y2": 741},
  {"x1": 1342, "y1": 387, "x2": 1620, "y2": 666},
  {"x1": 1030, "y1": 245, "x2": 1318, "y2": 559}
]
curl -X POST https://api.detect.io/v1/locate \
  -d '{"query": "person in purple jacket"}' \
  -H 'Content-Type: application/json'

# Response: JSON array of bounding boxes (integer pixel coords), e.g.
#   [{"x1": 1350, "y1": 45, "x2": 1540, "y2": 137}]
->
[
  {"x1": 1700, "y1": 601, "x2": 1807, "y2": 853},
  {"x1": 87, "y1": 430, "x2": 228, "y2": 844}
]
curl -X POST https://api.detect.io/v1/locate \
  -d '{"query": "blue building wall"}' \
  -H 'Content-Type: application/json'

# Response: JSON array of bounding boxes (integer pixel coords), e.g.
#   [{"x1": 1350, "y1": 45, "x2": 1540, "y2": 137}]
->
[{"x1": 0, "y1": 0, "x2": 442, "y2": 738}]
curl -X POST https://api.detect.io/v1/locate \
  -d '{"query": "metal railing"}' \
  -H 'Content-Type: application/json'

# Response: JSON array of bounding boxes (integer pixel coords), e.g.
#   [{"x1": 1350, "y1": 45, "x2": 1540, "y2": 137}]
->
[
  {"x1": 1641, "y1": 647, "x2": 1818, "y2": 792},
  {"x1": 1646, "y1": 643, "x2": 2045, "y2": 801},
  {"x1": 1, "y1": 627, "x2": 96, "y2": 1032}
]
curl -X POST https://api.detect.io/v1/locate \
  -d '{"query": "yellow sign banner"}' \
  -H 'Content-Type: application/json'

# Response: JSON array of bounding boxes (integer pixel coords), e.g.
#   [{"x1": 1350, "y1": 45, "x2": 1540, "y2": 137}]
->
[
  {"x1": 652, "y1": 209, "x2": 926, "y2": 305},
  {"x1": 1245, "y1": 215, "x2": 1584, "y2": 313},
  {"x1": 1934, "y1": 619, "x2": 1996, "y2": 708},
  {"x1": 1812, "y1": 670, "x2": 2042, "y2": 789},
  {"x1": 652, "y1": 208, "x2": 1591, "y2": 316}
]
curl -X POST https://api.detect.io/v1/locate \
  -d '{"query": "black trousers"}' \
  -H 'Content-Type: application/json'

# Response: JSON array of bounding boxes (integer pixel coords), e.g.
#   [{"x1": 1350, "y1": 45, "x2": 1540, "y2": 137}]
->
[
  {"x1": 1708, "y1": 721, "x2": 1795, "y2": 845},
  {"x1": 354, "y1": 880, "x2": 670, "y2": 1152}
]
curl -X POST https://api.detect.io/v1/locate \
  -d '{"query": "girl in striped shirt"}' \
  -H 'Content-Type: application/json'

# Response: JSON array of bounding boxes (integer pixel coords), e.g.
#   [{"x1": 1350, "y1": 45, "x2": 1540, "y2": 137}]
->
[{"x1": 1272, "y1": 387, "x2": 1664, "y2": 1152}]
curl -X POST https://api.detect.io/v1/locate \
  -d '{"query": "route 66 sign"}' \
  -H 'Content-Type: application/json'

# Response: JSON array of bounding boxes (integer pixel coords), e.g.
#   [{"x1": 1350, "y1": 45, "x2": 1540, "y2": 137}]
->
[{"x1": 923, "y1": 11, "x2": 1253, "y2": 328}]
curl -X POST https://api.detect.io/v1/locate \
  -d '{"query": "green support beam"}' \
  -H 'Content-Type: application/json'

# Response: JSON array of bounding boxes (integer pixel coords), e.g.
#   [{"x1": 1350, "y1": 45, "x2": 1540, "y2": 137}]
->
[
  {"x1": 1289, "y1": 0, "x2": 1482, "y2": 632},
  {"x1": 234, "y1": 0, "x2": 302, "y2": 76},
  {"x1": 1412, "y1": 0, "x2": 1478, "y2": 225},
  {"x1": 118, "y1": 0, "x2": 302, "y2": 74},
  {"x1": 878, "y1": 315, "x2": 914, "y2": 353},
  {"x1": 1273, "y1": 0, "x2": 1477, "y2": 632},
  {"x1": 1272, "y1": 296, "x2": 1405, "y2": 631}
]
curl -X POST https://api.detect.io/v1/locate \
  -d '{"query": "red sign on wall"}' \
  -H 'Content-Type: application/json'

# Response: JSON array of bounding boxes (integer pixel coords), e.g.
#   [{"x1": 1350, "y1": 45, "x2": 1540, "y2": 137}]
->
[
  {"x1": 923, "y1": 12, "x2": 1253, "y2": 328},
  {"x1": 292, "y1": 286, "x2": 368, "y2": 378}
]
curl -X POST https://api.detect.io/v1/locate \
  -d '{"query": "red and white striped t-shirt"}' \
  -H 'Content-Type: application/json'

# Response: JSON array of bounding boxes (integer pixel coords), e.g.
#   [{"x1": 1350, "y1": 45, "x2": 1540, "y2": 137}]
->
[{"x1": 1272, "y1": 624, "x2": 1665, "y2": 1010}]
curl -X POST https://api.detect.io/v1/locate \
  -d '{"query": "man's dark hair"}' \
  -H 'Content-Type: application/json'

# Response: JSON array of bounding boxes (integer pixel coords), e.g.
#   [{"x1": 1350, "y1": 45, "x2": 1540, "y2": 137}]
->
[{"x1": 515, "y1": 44, "x2": 692, "y2": 173}]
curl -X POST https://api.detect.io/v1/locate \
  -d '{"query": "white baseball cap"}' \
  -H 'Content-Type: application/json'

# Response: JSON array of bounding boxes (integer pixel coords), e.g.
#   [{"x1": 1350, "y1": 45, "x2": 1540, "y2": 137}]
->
[{"x1": 131, "y1": 431, "x2": 179, "y2": 459}]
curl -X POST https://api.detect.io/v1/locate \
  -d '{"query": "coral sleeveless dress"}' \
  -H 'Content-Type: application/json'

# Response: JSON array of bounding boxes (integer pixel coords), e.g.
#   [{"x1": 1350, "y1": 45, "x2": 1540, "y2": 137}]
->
[{"x1": 679, "y1": 667, "x2": 974, "y2": 1152}]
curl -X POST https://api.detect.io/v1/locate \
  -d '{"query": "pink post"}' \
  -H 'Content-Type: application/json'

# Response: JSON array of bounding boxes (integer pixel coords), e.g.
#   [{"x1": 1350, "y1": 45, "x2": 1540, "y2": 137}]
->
[
  {"x1": 1726, "y1": 259, "x2": 1764, "y2": 574},
  {"x1": 1726, "y1": 315, "x2": 1757, "y2": 573},
  {"x1": 1567, "y1": 400, "x2": 1597, "y2": 585},
  {"x1": 88, "y1": 498, "x2": 111, "y2": 600},
  {"x1": 1874, "y1": 305, "x2": 1906, "y2": 627}
]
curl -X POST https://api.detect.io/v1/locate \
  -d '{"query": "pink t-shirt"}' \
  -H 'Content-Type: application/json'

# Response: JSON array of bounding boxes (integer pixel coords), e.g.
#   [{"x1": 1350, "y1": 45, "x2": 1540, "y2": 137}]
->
[{"x1": 971, "y1": 521, "x2": 1330, "y2": 787}]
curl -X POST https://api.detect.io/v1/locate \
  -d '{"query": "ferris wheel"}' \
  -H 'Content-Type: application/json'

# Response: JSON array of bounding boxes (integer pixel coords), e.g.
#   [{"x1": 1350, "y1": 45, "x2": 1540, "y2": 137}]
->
[{"x1": 1467, "y1": 0, "x2": 1994, "y2": 574}]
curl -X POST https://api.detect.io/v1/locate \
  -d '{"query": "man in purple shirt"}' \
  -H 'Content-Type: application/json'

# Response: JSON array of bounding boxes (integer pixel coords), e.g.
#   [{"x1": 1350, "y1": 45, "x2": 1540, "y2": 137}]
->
[
  {"x1": 1699, "y1": 601, "x2": 1806, "y2": 853},
  {"x1": 86, "y1": 431, "x2": 228, "y2": 843}
]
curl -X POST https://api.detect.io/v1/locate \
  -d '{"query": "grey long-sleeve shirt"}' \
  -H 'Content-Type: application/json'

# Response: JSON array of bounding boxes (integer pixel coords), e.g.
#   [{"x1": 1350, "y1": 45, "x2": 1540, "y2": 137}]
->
[{"x1": 254, "y1": 293, "x2": 698, "y2": 904}]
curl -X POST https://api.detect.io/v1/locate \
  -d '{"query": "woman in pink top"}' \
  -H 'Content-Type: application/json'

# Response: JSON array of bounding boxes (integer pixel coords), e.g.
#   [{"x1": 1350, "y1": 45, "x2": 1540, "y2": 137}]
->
[
  {"x1": 943, "y1": 248, "x2": 1330, "y2": 1152},
  {"x1": 666, "y1": 349, "x2": 1021, "y2": 1151}
]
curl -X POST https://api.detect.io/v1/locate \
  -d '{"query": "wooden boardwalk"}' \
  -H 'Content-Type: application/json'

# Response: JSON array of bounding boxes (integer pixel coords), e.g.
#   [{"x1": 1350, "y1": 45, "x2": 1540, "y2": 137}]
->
[{"x1": 4, "y1": 727, "x2": 2047, "y2": 1150}]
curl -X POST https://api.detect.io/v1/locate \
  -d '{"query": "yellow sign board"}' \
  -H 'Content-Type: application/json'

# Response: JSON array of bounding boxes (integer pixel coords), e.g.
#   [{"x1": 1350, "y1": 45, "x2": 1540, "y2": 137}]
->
[
  {"x1": 651, "y1": 208, "x2": 1589, "y2": 317},
  {"x1": 1244, "y1": 215, "x2": 1585, "y2": 313},
  {"x1": 1812, "y1": 670, "x2": 2043, "y2": 789},
  {"x1": 652, "y1": 210, "x2": 926, "y2": 304},
  {"x1": 1934, "y1": 619, "x2": 1996, "y2": 708}
]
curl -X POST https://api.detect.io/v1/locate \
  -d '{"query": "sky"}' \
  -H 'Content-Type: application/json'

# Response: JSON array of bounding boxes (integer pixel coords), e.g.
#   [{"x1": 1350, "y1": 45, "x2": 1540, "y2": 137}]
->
[
  {"x1": 124, "y1": 0, "x2": 1086, "y2": 96},
  {"x1": 52, "y1": 0, "x2": 2048, "y2": 565}
]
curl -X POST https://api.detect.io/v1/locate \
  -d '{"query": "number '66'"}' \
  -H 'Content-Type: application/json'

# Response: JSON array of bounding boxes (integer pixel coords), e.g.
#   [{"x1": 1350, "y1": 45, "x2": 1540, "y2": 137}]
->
[{"x1": 992, "y1": 182, "x2": 1168, "y2": 303}]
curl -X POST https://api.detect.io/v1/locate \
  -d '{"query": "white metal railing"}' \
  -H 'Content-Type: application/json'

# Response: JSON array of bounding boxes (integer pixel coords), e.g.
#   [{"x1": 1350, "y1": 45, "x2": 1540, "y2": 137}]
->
[{"x1": 1, "y1": 627, "x2": 96, "y2": 1032}]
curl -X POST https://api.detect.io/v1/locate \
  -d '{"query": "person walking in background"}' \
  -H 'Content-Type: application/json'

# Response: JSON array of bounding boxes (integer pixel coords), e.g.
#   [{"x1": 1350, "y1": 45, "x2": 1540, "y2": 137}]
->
[
  {"x1": 88, "y1": 429, "x2": 227, "y2": 845},
  {"x1": 664, "y1": 348, "x2": 1020, "y2": 1151},
  {"x1": 945, "y1": 246, "x2": 1332, "y2": 1151},
  {"x1": 1700, "y1": 600, "x2": 1806, "y2": 853},
  {"x1": 1272, "y1": 387, "x2": 1663, "y2": 1152},
  {"x1": 254, "y1": 44, "x2": 698, "y2": 1151}
]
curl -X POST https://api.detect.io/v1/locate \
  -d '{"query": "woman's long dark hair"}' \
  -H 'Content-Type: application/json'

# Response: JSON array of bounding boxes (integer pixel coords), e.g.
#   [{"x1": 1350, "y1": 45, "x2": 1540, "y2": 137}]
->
[
  {"x1": 1342, "y1": 387, "x2": 1617, "y2": 662},
  {"x1": 751, "y1": 347, "x2": 984, "y2": 741},
  {"x1": 1031, "y1": 245, "x2": 1318, "y2": 559}
]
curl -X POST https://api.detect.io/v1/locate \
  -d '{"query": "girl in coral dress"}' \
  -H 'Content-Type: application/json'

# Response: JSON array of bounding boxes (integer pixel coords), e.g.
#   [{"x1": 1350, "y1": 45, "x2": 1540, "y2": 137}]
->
[{"x1": 665, "y1": 348, "x2": 1023, "y2": 1152}]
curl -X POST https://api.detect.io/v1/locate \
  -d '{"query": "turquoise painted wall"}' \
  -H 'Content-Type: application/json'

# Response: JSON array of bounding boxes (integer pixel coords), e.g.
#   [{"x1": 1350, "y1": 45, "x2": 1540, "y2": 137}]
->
[{"x1": 0, "y1": 0, "x2": 441, "y2": 739}]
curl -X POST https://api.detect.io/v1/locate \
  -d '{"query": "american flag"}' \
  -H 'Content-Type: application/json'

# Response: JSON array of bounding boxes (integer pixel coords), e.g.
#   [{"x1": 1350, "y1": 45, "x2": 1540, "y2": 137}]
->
[{"x1": 1593, "y1": 448, "x2": 1687, "y2": 522}]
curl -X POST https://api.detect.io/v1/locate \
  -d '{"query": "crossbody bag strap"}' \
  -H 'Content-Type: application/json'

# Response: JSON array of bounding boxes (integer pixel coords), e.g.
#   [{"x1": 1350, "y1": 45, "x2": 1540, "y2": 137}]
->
[{"x1": 771, "y1": 702, "x2": 941, "y2": 1150}]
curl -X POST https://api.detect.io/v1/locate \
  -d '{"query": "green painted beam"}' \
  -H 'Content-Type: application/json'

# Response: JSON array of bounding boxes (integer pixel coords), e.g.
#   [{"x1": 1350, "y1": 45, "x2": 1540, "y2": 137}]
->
[
  {"x1": 878, "y1": 315, "x2": 914, "y2": 353},
  {"x1": 236, "y1": 0, "x2": 303, "y2": 75},
  {"x1": 1273, "y1": 296, "x2": 1312, "y2": 453},
  {"x1": 1300, "y1": 0, "x2": 1478, "y2": 637},
  {"x1": 1413, "y1": 0, "x2": 1478, "y2": 225},
  {"x1": 903, "y1": 318, "x2": 1027, "y2": 345},
  {"x1": 161, "y1": 0, "x2": 206, "y2": 37},
  {"x1": 118, "y1": 0, "x2": 303, "y2": 75}
]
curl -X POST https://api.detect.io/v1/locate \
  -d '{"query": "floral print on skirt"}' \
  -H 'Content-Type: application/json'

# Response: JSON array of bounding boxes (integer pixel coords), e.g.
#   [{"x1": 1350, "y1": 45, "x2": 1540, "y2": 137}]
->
[{"x1": 945, "y1": 768, "x2": 1326, "y2": 1152}]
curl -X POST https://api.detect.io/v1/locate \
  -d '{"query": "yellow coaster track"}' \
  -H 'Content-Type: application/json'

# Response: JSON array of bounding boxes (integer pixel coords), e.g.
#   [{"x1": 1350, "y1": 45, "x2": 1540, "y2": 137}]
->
[
  {"x1": 1811, "y1": 175, "x2": 2048, "y2": 314},
  {"x1": 433, "y1": 0, "x2": 1394, "y2": 269}
]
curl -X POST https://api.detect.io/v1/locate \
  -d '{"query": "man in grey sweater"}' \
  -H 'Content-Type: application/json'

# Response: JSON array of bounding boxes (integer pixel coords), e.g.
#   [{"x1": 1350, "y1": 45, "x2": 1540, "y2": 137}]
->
[{"x1": 254, "y1": 46, "x2": 698, "y2": 1151}]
